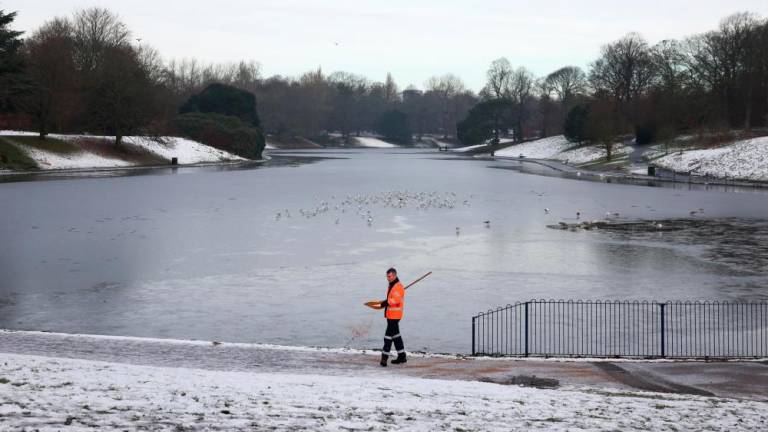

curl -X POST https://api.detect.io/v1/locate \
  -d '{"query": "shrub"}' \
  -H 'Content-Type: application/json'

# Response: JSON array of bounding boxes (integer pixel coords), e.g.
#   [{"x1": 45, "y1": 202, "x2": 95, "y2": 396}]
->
[
  {"x1": 564, "y1": 105, "x2": 589, "y2": 143},
  {"x1": 635, "y1": 122, "x2": 657, "y2": 145},
  {"x1": 171, "y1": 112, "x2": 265, "y2": 159},
  {"x1": 375, "y1": 110, "x2": 412, "y2": 144}
]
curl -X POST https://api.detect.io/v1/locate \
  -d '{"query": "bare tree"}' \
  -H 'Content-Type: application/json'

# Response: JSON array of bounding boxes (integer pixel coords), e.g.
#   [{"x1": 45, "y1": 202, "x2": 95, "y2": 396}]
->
[
  {"x1": 545, "y1": 66, "x2": 586, "y2": 108},
  {"x1": 425, "y1": 74, "x2": 467, "y2": 137},
  {"x1": 683, "y1": 13, "x2": 763, "y2": 128},
  {"x1": 509, "y1": 67, "x2": 536, "y2": 141},
  {"x1": 327, "y1": 71, "x2": 369, "y2": 138},
  {"x1": 483, "y1": 57, "x2": 513, "y2": 99},
  {"x1": 135, "y1": 44, "x2": 165, "y2": 85},
  {"x1": 383, "y1": 72, "x2": 399, "y2": 104},
  {"x1": 536, "y1": 77, "x2": 559, "y2": 137},
  {"x1": 589, "y1": 33, "x2": 657, "y2": 104},
  {"x1": 72, "y1": 7, "x2": 130, "y2": 74},
  {"x1": 87, "y1": 45, "x2": 156, "y2": 146},
  {"x1": 24, "y1": 17, "x2": 80, "y2": 137},
  {"x1": 651, "y1": 40, "x2": 686, "y2": 94}
]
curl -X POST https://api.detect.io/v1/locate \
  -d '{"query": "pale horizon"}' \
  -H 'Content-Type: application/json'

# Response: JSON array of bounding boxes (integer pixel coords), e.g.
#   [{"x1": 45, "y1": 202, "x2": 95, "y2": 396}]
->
[{"x1": 3, "y1": 0, "x2": 768, "y2": 92}]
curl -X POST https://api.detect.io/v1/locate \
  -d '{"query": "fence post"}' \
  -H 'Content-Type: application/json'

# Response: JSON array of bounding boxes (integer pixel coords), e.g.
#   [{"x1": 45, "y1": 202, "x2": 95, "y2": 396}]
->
[
  {"x1": 660, "y1": 303, "x2": 666, "y2": 358},
  {"x1": 472, "y1": 316, "x2": 476, "y2": 356},
  {"x1": 524, "y1": 302, "x2": 530, "y2": 357}
]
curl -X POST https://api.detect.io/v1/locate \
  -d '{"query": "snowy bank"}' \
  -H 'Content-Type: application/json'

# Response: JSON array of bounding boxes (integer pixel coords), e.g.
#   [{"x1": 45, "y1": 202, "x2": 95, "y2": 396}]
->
[
  {"x1": 0, "y1": 131, "x2": 245, "y2": 170},
  {"x1": 2, "y1": 353, "x2": 766, "y2": 431},
  {"x1": 652, "y1": 136, "x2": 768, "y2": 181},
  {"x1": 496, "y1": 135, "x2": 631, "y2": 164},
  {"x1": 353, "y1": 137, "x2": 399, "y2": 148},
  {"x1": 451, "y1": 143, "x2": 487, "y2": 153}
]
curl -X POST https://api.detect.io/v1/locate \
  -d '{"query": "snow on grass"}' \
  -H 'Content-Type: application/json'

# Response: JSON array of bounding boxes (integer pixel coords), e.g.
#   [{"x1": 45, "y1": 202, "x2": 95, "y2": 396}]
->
[
  {"x1": 653, "y1": 136, "x2": 768, "y2": 181},
  {"x1": 123, "y1": 136, "x2": 245, "y2": 164},
  {"x1": 1, "y1": 353, "x2": 765, "y2": 431},
  {"x1": 496, "y1": 135, "x2": 630, "y2": 164},
  {"x1": 451, "y1": 144, "x2": 487, "y2": 153},
  {"x1": 0, "y1": 130, "x2": 245, "y2": 170},
  {"x1": 496, "y1": 135, "x2": 572, "y2": 159},
  {"x1": 353, "y1": 137, "x2": 399, "y2": 148},
  {"x1": 12, "y1": 144, "x2": 132, "y2": 169},
  {"x1": 552, "y1": 143, "x2": 632, "y2": 165}
]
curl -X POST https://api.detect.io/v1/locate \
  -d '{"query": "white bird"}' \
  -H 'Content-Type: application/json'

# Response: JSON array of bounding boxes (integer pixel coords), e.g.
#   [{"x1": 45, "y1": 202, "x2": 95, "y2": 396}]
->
[{"x1": 544, "y1": 208, "x2": 550, "y2": 214}]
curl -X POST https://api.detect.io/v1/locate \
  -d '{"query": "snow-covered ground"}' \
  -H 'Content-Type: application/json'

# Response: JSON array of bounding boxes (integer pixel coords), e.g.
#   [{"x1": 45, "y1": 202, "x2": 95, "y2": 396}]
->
[
  {"x1": 495, "y1": 135, "x2": 631, "y2": 164},
  {"x1": 353, "y1": 137, "x2": 399, "y2": 148},
  {"x1": 9, "y1": 141, "x2": 133, "y2": 170},
  {"x1": 651, "y1": 136, "x2": 768, "y2": 181},
  {"x1": 552, "y1": 143, "x2": 631, "y2": 164},
  {"x1": 2, "y1": 353, "x2": 766, "y2": 431},
  {"x1": 0, "y1": 131, "x2": 245, "y2": 170},
  {"x1": 495, "y1": 135, "x2": 571, "y2": 159},
  {"x1": 123, "y1": 136, "x2": 246, "y2": 164},
  {"x1": 451, "y1": 143, "x2": 488, "y2": 153}
]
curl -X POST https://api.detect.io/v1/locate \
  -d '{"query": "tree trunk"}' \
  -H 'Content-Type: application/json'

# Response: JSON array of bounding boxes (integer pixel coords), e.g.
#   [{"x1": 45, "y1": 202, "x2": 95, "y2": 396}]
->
[
  {"x1": 744, "y1": 78, "x2": 752, "y2": 131},
  {"x1": 115, "y1": 133, "x2": 123, "y2": 147}
]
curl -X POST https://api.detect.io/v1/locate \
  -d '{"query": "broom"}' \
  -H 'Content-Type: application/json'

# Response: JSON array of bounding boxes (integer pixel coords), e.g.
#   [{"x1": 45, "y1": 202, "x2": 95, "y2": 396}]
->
[{"x1": 364, "y1": 271, "x2": 432, "y2": 309}]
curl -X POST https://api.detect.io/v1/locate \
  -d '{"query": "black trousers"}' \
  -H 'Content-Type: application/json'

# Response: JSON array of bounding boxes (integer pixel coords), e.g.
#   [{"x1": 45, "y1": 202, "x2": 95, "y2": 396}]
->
[{"x1": 382, "y1": 319, "x2": 405, "y2": 356}]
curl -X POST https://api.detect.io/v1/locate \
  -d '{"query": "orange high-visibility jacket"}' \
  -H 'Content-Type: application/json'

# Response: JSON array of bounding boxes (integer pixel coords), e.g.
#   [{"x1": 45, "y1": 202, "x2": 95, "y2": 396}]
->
[{"x1": 385, "y1": 282, "x2": 405, "y2": 319}]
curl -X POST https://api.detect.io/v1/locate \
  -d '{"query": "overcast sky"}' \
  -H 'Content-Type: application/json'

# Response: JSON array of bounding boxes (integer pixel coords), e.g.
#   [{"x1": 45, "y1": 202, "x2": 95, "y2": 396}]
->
[{"x1": 4, "y1": 0, "x2": 768, "y2": 92}]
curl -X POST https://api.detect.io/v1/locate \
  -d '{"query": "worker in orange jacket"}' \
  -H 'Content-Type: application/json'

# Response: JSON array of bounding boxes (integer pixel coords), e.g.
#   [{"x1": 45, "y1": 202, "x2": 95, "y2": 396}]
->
[{"x1": 380, "y1": 267, "x2": 406, "y2": 366}]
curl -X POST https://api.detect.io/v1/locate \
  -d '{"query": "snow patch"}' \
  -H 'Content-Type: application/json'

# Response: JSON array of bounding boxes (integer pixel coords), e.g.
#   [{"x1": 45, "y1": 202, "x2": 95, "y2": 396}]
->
[
  {"x1": 496, "y1": 135, "x2": 572, "y2": 159},
  {"x1": 1, "y1": 352, "x2": 765, "y2": 431},
  {"x1": 353, "y1": 137, "x2": 399, "y2": 148},
  {"x1": 451, "y1": 144, "x2": 487, "y2": 153},
  {"x1": 1, "y1": 130, "x2": 245, "y2": 170},
  {"x1": 653, "y1": 136, "x2": 768, "y2": 181},
  {"x1": 495, "y1": 135, "x2": 630, "y2": 164}
]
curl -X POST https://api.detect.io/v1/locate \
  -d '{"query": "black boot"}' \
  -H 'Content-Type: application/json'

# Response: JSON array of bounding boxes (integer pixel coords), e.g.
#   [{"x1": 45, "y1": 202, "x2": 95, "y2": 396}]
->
[
  {"x1": 391, "y1": 353, "x2": 407, "y2": 364},
  {"x1": 379, "y1": 354, "x2": 388, "y2": 367}
]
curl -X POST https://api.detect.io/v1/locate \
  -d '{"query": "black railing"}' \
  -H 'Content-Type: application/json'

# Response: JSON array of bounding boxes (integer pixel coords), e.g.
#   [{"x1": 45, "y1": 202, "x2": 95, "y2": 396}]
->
[{"x1": 471, "y1": 300, "x2": 768, "y2": 359}]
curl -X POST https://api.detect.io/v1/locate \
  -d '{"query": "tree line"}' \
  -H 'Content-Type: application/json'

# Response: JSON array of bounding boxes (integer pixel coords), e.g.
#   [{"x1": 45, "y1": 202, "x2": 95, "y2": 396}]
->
[
  {"x1": 463, "y1": 12, "x2": 768, "y2": 158},
  {"x1": 1, "y1": 7, "x2": 767, "y2": 158}
]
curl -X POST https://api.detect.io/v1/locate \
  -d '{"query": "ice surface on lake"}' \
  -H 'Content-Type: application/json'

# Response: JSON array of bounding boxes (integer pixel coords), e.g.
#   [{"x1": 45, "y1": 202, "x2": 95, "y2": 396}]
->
[{"x1": 1, "y1": 149, "x2": 767, "y2": 353}]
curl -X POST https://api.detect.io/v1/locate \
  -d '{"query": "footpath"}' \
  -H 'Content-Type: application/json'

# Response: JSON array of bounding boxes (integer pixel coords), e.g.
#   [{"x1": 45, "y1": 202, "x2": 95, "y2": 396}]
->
[{"x1": 2, "y1": 330, "x2": 766, "y2": 401}]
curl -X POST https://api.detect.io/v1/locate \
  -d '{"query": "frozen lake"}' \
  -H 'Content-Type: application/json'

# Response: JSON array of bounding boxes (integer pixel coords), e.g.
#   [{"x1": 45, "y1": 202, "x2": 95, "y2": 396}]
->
[{"x1": 1, "y1": 149, "x2": 767, "y2": 353}]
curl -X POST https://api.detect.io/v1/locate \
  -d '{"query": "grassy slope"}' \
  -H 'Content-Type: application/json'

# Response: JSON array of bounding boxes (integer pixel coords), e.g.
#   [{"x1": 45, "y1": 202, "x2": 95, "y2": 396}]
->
[
  {"x1": 0, "y1": 137, "x2": 40, "y2": 170},
  {"x1": 4, "y1": 135, "x2": 81, "y2": 154},
  {"x1": 0, "y1": 135, "x2": 169, "y2": 169}
]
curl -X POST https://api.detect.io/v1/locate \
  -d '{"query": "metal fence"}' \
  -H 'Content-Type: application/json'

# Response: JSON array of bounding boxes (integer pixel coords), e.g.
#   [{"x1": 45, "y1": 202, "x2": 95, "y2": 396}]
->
[{"x1": 471, "y1": 300, "x2": 768, "y2": 359}]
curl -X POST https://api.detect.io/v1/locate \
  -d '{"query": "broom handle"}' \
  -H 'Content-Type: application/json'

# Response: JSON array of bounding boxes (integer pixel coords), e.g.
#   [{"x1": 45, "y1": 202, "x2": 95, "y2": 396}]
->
[{"x1": 404, "y1": 271, "x2": 432, "y2": 290}]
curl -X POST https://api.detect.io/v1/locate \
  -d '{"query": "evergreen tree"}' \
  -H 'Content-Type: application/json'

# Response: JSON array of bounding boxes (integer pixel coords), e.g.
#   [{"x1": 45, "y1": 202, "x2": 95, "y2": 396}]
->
[
  {"x1": 564, "y1": 104, "x2": 589, "y2": 142},
  {"x1": 375, "y1": 109, "x2": 411, "y2": 144},
  {"x1": 177, "y1": 83, "x2": 265, "y2": 158},
  {"x1": 180, "y1": 83, "x2": 261, "y2": 127},
  {"x1": 0, "y1": 9, "x2": 25, "y2": 111},
  {"x1": 456, "y1": 99, "x2": 513, "y2": 145}
]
